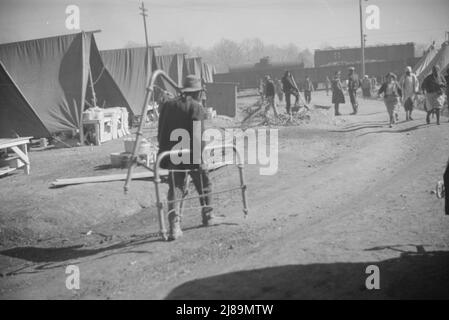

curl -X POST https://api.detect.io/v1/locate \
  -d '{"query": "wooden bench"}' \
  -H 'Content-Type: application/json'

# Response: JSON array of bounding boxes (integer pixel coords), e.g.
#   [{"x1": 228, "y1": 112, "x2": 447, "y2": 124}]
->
[{"x1": 0, "y1": 137, "x2": 32, "y2": 176}]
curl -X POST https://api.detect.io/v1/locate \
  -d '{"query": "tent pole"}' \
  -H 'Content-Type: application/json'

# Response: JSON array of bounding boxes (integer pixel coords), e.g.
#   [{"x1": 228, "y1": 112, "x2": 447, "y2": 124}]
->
[
  {"x1": 139, "y1": 2, "x2": 150, "y2": 78},
  {"x1": 88, "y1": 67, "x2": 97, "y2": 108},
  {"x1": 80, "y1": 31, "x2": 86, "y2": 145}
]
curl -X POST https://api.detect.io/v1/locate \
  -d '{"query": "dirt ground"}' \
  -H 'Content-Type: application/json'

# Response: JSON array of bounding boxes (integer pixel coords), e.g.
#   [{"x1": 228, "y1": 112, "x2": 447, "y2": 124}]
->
[{"x1": 1, "y1": 90, "x2": 449, "y2": 299}]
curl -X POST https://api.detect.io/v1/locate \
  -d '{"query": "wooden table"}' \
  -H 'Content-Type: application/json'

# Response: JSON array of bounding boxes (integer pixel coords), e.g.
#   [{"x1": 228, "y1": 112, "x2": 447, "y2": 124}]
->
[{"x1": 0, "y1": 137, "x2": 32, "y2": 176}]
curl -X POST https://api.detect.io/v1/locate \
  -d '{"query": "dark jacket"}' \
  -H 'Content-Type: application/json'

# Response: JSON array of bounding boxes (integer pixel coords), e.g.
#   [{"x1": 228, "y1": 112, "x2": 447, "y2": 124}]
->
[
  {"x1": 331, "y1": 78, "x2": 345, "y2": 104},
  {"x1": 265, "y1": 80, "x2": 275, "y2": 97},
  {"x1": 422, "y1": 73, "x2": 447, "y2": 94},
  {"x1": 281, "y1": 75, "x2": 297, "y2": 93},
  {"x1": 157, "y1": 96, "x2": 206, "y2": 168},
  {"x1": 347, "y1": 74, "x2": 360, "y2": 92}
]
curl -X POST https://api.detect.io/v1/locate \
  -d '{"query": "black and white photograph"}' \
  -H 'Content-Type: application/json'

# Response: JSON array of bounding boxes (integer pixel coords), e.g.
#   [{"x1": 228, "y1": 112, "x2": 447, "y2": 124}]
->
[{"x1": 0, "y1": 0, "x2": 449, "y2": 303}]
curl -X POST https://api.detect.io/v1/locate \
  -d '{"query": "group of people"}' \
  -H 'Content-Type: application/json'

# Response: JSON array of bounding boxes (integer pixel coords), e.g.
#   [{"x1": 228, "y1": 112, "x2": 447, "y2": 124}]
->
[
  {"x1": 378, "y1": 65, "x2": 448, "y2": 127},
  {"x1": 330, "y1": 67, "x2": 361, "y2": 116},
  {"x1": 259, "y1": 71, "x2": 313, "y2": 120},
  {"x1": 155, "y1": 63, "x2": 449, "y2": 240}
]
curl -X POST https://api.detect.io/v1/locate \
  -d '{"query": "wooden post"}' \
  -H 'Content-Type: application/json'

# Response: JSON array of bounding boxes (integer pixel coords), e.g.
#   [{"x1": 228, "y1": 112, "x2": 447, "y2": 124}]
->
[
  {"x1": 359, "y1": 0, "x2": 365, "y2": 77},
  {"x1": 139, "y1": 2, "x2": 150, "y2": 78},
  {"x1": 88, "y1": 67, "x2": 97, "y2": 108}
]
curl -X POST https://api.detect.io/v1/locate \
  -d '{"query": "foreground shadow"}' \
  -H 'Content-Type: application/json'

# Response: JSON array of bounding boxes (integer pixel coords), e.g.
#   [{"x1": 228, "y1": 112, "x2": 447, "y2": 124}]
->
[
  {"x1": 0, "y1": 233, "x2": 162, "y2": 265},
  {"x1": 165, "y1": 250, "x2": 449, "y2": 299},
  {"x1": 0, "y1": 221, "x2": 236, "y2": 267}
]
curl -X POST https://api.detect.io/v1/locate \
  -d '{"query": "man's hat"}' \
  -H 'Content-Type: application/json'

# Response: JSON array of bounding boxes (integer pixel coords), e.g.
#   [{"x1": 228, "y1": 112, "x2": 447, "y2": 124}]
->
[
  {"x1": 405, "y1": 66, "x2": 412, "y2": 72},
  {"x1": 348, "y1": 66, "x2": 355, "y2": 71},
  {"x1": 181, "y1": 75, "x2": 203, "y2": 93}
]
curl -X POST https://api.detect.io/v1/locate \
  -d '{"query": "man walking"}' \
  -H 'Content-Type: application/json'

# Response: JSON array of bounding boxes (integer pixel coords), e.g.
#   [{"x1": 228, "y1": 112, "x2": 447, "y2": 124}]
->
[
  {"x1": 347, "y1": 67, "x2": 360, "y2": 115},
  {"x1": 282, "y1": 70, "x2": 300, "y2": 118},
  {"x1": 303, "y1": 76, "x2": 314, "y2": 104},
  {"x1": 264, "y1": 75, "x2": 279, "y2": 119},
  {"x1": 158, "y1": 75, "x2": 219, "y2": 240},
  {"x1": 422, "y1": 65, "x2": 447, "y2": 125}
]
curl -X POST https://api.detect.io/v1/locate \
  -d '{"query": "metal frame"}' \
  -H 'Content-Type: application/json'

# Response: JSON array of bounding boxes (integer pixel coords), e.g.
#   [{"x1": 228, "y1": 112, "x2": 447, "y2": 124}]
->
[
  {"x1": 124, "y1": 70, "x2": 181, "y2": 193},
  {"x1": 154, "y1": 145, "x2": 248, "y2": 240}
]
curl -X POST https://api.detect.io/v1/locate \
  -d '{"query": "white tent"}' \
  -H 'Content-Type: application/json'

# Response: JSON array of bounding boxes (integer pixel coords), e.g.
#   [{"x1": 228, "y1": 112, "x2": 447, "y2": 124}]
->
[
  {"x1": 416, "y1": 41, "x2": 449, "y2": 82},
  {"x1": 413, "y1": 42, "x2": 438, "y2": 80}
]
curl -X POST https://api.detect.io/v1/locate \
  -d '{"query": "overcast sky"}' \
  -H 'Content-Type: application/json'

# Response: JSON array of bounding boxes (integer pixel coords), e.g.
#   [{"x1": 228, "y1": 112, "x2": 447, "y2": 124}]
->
[{"x1": 0, "y1": 0, "x2": 448, "y2": 51}]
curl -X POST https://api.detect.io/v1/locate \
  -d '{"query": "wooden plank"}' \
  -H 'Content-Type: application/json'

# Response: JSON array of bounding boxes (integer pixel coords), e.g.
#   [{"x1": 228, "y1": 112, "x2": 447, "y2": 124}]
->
[
  {"x1": 50, "y1": 170, "x2": 168, "y2": 187},
  {"x1": 50, "y1": 162, "x2": 229, "y2": 188},
  {"x1": 1, "y1": 155, "x2": 20, "y2": 162},
  {"x1": 11, "y1": 146, "x2": 30, "y2": 165},
  {"x1": 0, "y1": 166, "x2": 16, "y2": 177},
  {"x1": 19, "y1": 143, "x2": 30, "y2": 175},
  {"x1": 30, "y1": 145, "x2": 56, "y2": 152},
  {"x1": 0, "y1": 137, "x2": 32, "y2": 150}
]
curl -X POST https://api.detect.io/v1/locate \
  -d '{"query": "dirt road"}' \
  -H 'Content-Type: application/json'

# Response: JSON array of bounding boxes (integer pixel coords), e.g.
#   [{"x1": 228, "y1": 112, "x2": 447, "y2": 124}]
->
[{"x1": 1, "y1": 91, "x2": 448, "y2": 299}]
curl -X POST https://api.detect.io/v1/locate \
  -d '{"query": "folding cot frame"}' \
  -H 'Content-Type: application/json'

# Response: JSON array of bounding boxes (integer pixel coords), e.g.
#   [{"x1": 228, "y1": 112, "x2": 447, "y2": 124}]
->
[{"x1": 124, "y1": 70, "x2": 249, "y2": 240}]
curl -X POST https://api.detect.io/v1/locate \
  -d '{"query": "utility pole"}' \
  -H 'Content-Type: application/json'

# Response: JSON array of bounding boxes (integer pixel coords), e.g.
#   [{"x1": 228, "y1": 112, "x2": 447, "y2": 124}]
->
[
  {"x1": 359, "y1": 0, "x2": 365, "y2": 77},
  {"x1": 139, "y1": 2, "x2": 150, "y2": 75}
]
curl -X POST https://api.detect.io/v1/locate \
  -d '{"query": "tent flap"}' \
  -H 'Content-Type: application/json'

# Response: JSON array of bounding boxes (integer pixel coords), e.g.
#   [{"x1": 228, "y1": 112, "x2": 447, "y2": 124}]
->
[
  {"x1": 0, "y1": 32, "x2": 87, "y2": 135},
  {"x1": 100, "y1": 47, "x2": 157, "y2": 115},
  {"x1": 0, "y1": 32, "x2": 129, "y2": 138},
  {"x1": 155, "y1": 53, "x2": 185, "y2": 95},
  {"x1": 185, "y1": 57, "x2": 203, "y2": 78},
  {"x1": 0, "y1": 62, "x2": 50, "y2": 138},
  {"x1": 416, "y1": 42, "x2": 449, "y2": 82}
]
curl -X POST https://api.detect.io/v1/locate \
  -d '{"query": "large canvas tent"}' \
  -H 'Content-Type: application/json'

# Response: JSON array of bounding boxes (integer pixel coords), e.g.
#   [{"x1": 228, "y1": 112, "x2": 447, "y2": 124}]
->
[
  {"x1": 0, "y1": 31, "x2": 129, "y2": 138},
  {"x1": 185, "y1": 57, "x2": 203, "y2": 78},
  {"x1": 0, "y1": 62, "x2": 50, "y2": 138},
  {"x1": 416, "y1": 41, "x2": 449, "y2": 82},
  {"x1": 201, "y1": 63, "x2": 216, "y2": 83},
  {"x1": 155, "y1": 53, "x2": 187, "y2": 89},
  {"x1": 100, "y1": 47, "x2": 158, "y2": 115}
]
